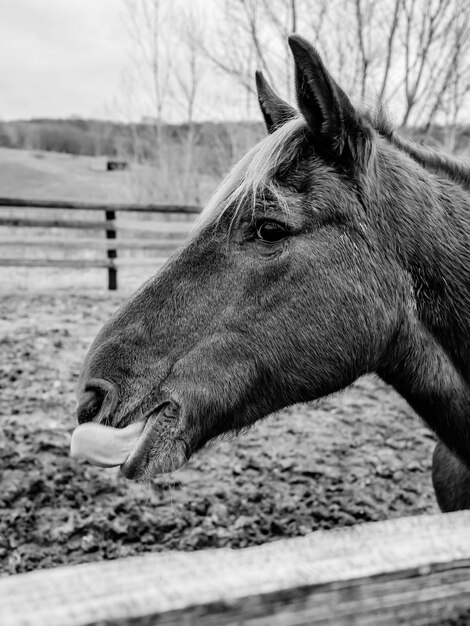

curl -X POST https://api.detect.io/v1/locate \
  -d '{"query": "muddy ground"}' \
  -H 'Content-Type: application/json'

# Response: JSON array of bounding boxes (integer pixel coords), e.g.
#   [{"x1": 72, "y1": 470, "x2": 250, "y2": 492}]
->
[{"x1": 0, "y1": 291, "x2": 438, "y2": 577}]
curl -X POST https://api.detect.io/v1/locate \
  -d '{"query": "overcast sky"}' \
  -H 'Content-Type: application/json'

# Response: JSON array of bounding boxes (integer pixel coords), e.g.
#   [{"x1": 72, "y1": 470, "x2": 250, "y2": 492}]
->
[{"x1": 0, "y1": 0, "x2": 129, "y2": 120}]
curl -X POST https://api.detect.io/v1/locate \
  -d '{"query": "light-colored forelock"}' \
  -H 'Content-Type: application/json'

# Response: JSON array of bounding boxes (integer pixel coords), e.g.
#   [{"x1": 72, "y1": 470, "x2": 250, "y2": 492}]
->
[{"x1": 193, "y1": 116, "x2": 305, "y2": 234}]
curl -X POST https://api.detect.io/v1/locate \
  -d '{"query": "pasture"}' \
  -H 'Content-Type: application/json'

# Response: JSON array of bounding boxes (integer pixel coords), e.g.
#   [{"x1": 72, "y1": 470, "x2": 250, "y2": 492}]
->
[{"x1": 0, "y1": 147, "x2": 438, "y2": 578}]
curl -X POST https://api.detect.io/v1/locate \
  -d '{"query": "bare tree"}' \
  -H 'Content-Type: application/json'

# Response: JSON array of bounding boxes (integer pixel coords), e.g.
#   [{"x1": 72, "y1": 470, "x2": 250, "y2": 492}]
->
[
  {"x1": 120, "y1": 0, "x2": 470, "y2": 184},
  {"x1": 259, "y1": 0, "x2": 298, "y2": 99},
  {"x1": 197, "y1": 1, "x2": 258, "y2": 104},
  {"x1": 123, "y1": 0, "x2": 174, "y2": 160},
  {"x1": 197, "y1": 0, "x2": 300, "y2": 116},
  {"x1": 399, "y1": 0, "x2": 455, "y2": 126},
  {"x1": 354, "y1": 0, "x2": 375, "y2": 99},
  {"x1": 173, "y1": 5, "x2": 206, "y2": 200},
  {"x1": 377, "y1": 0, "x2": 401, "y2": 102},
  {"x1": 422, "y1": 2, "x2": 470, "y2": 149}
]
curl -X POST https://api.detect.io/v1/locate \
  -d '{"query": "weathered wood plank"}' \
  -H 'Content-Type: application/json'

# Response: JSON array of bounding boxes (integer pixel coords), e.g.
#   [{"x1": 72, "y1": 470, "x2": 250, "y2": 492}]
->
[
  {"x1": 0, "y1": 197, "x2": 200, "y2": 214},
  {"x1": 105, "y1": 208, "x2": 118, "y2": 290},
  {"x1": 0, "y1": 217, "x2": 116, "y2": 230},
  {"x1": 0, "y1": 217, "x2": 194, "y2": 234},
  {"x1": 117, "y1": 219, "x2": 194, "y2": 234},
  {"x1": 114, "y1": 257, "x2": 168, "y2": 267},
  {"x1": 0, "y1": 258, "x2": 113, "y2": 268},
  {"x1": 1, "y1": 512, "x2": 469, "y2": 626},
  {"x1": 0, "y1": 237, "x2": 185, "y2": 250},
  {"x1": 0, "y1": 258, "x2": 168, "y2": 268}
]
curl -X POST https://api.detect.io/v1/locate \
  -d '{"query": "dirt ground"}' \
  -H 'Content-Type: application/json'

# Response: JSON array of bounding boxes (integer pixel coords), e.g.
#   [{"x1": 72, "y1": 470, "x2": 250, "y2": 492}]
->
[{"x1": 0, "y1": 289, "x2": 439, "y2": 577}]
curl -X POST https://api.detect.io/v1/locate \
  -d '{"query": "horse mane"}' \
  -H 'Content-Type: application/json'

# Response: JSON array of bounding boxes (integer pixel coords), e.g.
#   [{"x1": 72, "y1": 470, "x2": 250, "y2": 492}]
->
[
  {"x1": 195, "y1": 116, "x2": 306, "y2": 233},
  {"x1": 367, "y1": 107, "x2": 470, "y2": 191}
]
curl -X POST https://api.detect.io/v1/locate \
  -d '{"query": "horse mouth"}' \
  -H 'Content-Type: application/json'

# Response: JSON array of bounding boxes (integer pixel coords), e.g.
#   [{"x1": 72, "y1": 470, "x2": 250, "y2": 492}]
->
[{"x1": 120, "y1": 400, "x2": 188, "y2": 480}]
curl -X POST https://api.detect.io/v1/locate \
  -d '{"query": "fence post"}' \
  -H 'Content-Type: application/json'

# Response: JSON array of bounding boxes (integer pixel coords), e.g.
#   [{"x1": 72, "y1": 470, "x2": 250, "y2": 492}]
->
[{"x1": 105, "y1": 209, "x2": 117, "y2": 290}]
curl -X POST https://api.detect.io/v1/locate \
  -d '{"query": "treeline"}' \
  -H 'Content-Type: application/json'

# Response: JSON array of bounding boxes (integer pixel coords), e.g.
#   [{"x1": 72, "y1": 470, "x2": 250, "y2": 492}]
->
[
  {"x1": 0, "y1": 118, "x2": 265, "y2": 160},
  {"x1": 1, "y1": 117, "x2": 470, "y2": 159}
]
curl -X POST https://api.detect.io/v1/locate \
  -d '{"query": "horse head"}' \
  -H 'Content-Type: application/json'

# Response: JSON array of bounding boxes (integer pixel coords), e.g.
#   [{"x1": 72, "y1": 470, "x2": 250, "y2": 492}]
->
[{"x1": 74, "y1": 36, "x2": 467, "y2": 489}]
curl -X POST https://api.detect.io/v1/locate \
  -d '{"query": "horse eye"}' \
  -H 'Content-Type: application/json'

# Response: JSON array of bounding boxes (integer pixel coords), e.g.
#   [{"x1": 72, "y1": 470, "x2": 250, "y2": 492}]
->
[{"x1": 256, "y1": 222, "x2": 288, "y2": 243}]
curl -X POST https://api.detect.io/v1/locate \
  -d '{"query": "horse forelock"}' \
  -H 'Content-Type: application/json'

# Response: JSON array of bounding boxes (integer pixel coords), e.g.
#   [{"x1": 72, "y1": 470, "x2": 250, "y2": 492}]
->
[{"x1": 194, "y1": 116, "x2": 306, "y2": 234}]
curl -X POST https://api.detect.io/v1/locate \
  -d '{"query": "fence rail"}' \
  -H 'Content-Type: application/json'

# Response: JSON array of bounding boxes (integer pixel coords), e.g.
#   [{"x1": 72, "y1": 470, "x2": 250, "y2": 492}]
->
[
  {"x1": 0, "y1": 237, "x2": 184, "y2": 250},
  {"x1": 0, "y1": 197, "x2": 201, "y2": 289},
  {"x1": 1, "y1": 511, "x2": 469, "y2": 626},
  {"x1": 0, "y1": 197, "x2": 200, "y2": 213}
]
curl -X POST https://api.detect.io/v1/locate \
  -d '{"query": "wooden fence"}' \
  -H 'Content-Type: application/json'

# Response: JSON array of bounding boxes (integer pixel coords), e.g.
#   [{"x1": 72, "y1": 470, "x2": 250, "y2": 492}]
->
[
  {"x1": 0, "y1": 197, "x2": 200, "y2": 290},
  {"x1": 1, "y1": 511, "x2": 470, "y2": 625}
]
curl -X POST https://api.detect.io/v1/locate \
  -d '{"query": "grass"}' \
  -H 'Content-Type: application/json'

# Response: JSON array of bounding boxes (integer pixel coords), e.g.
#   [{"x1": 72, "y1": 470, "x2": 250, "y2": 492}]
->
[{"x1": 0, "y1": 148, "x2": 133, "y2": 202}]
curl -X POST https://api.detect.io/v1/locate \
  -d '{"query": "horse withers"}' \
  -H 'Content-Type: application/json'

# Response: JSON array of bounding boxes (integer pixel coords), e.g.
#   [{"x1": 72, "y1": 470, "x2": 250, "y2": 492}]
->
[{"x1": 72, "y1": 35, "x2": 470, "y2": 512}]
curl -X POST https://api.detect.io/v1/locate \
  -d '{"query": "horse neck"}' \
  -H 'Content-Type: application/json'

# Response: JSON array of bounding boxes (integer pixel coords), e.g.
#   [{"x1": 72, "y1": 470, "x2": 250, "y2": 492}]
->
[
  {"x1": 375, "y1": 142, "x2": 470, "y2": 368},
  {"x1": 373, "y1": 142, "x2": 470, "y2": 466}
]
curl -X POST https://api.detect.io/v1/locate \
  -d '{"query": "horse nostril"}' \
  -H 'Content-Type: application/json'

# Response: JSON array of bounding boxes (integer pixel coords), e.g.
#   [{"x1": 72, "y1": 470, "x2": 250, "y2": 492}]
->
[{"x1": 77, "y1": 380, "x2": 116, "y2": 424}]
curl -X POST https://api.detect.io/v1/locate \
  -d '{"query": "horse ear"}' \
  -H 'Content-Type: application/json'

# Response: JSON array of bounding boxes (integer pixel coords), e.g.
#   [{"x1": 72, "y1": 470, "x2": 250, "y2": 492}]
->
[
  {"x1": 288, "y1": 35, "x2": 373, "y2": 169},
  {"x1": 255, "y1": 71, "x2": 297, "y2": 134}
]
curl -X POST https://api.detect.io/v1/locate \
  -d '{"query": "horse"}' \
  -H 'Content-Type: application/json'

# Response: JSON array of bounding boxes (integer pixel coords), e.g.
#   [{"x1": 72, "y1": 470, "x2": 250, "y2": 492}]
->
[{"x1": 75, "y1": 35, "x2": 470, "y2": 512}]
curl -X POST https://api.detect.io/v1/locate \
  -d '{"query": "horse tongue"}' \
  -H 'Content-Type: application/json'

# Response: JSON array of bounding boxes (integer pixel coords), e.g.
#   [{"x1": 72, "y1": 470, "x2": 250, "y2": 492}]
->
[{"x1": 70, "y1": 421, "x2": 145, "y2": 468}]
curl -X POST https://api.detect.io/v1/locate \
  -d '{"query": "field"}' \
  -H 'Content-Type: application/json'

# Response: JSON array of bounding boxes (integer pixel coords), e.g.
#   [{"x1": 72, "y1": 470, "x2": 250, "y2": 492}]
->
[{"x1": 0, "y1": 148, "x2": 438, "y2": 578}]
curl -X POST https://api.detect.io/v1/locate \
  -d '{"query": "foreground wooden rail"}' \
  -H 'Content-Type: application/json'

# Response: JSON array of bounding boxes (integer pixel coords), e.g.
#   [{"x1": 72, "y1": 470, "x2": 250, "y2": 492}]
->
[
  {"x1": 0, "y1": 197, "x2": 201, "y2": 290},
  {"x1": 1, "y1": 512, "x2": 470, "y2": 626}
]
